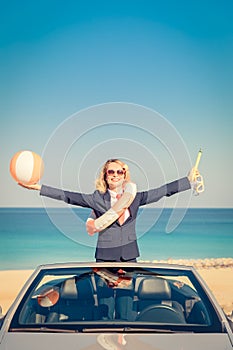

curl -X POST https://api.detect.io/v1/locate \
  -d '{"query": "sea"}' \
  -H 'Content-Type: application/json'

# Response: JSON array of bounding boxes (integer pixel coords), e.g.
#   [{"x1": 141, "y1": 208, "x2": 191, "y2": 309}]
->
[{"x1": 0, "y1": 208, "x2": 233, "y2": 270}]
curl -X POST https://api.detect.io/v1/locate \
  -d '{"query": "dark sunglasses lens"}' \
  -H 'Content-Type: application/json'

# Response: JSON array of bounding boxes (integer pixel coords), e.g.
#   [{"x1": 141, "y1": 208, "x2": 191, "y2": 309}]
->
[{"x1": 107, "y1": 169, "x2": 124, "y2": 175}]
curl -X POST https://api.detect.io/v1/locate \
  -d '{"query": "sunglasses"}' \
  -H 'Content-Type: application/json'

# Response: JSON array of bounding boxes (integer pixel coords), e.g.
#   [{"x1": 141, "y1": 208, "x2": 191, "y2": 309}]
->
[{"x1": 106, "y1": 169, "x2": 125, "y2": 176}]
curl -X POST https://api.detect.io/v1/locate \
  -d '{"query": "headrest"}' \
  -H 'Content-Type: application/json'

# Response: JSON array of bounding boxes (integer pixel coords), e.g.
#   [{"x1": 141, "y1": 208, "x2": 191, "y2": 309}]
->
[
  {"x1": 60, "y1": 278, "x2": 78, "y2": 300},
  {"x1": 138, "y1": 277, "x2": 171, "y2": 300},
  {"x1": 134, "y1": 276, "x2": 146, "y2": 294},
  {"x1": 60, "y1": 277, "x2": 94, "y2": 302}
]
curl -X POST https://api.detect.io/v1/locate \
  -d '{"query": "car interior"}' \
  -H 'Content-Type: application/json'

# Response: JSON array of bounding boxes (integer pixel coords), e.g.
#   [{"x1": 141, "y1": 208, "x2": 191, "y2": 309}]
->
[{"x1": 13, "y1": 266, "x2": 217, "y2": 332}]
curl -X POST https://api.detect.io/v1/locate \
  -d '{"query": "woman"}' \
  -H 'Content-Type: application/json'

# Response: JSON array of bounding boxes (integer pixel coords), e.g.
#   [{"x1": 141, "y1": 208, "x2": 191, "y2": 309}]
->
[
  {"x1": 20, "y1": 158, "x2": 197, "y2": 262},
  {"x1": 21, "y1": 159, "x2": 199, "y2": 320}
]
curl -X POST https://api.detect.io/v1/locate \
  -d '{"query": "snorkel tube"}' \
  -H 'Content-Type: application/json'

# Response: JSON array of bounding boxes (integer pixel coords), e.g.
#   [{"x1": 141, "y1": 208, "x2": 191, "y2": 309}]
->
[{"x1": 190, "y1": 149, "x2": 205, "y2": 195}]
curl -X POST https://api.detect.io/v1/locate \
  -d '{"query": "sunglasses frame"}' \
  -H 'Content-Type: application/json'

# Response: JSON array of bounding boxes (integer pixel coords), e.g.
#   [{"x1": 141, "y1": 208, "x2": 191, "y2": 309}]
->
[{"x1": 106, "y1": 169, "x2": 125, "y2": 176}]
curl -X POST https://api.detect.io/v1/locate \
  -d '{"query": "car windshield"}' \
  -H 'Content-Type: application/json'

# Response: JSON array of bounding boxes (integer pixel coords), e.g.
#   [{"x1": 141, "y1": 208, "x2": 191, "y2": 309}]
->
[{"x1": 9, "y1": 266, "x2": 222, "y2": 333}]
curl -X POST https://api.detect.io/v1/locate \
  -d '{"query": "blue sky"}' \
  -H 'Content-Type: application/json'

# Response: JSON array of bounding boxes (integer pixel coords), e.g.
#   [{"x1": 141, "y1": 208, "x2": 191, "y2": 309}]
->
[{"x1": 1, "y1": 0, "x2": 233, "y2": 208}]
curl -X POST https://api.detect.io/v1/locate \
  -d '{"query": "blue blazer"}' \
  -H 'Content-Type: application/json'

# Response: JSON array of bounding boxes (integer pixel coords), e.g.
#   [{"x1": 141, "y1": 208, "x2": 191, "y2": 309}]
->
[{"x1": 40, "y1": 177, "x2": 191, "y2": 261}]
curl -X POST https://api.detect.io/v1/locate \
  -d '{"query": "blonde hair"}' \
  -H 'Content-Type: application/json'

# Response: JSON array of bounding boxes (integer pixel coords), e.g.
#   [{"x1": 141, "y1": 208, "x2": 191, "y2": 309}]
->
[{"x1": 95, "y1": 159, "x2": 131, "y2": 193}]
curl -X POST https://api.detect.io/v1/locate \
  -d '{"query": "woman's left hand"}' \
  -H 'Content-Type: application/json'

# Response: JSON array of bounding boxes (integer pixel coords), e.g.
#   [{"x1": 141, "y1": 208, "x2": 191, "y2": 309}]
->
[{"x1": 188, "y1": 168, "x2": 200, "y2": 183}]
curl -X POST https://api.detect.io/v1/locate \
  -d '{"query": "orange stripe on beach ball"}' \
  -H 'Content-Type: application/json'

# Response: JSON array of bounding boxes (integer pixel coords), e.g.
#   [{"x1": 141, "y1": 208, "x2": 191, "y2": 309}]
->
[
  {"x1": 10, "y1": 150, "x2": 44, "y2": 185},
  {"x1": 37, "y1": 288, "x2": 60, "y2": 307},
  {"x1": 30, "y1": 152, "x2": 44, "y2": 184}
]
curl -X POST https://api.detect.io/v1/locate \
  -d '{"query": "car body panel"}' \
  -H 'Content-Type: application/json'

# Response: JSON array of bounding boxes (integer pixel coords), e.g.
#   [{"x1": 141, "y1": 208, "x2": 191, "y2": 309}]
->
[{"x1": 0, "y1": 332, "x2": 232, "y2": 350}]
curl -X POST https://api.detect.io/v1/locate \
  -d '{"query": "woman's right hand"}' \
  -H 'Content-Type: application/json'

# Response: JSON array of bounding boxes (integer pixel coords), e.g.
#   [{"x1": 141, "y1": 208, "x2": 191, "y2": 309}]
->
[
  {"x1": 18, "y1": 183, "x2": 41, "y2": 191},
  {"x1": 86, "y1": 218, "x2": 98, "y2": 236}
]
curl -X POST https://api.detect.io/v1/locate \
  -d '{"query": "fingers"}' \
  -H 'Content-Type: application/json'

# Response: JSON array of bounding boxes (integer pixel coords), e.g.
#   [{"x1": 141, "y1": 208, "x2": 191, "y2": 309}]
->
[
  {"x1": 86, "y1": 219, "x2": 98, "y2": 236},
  {"x1": 18, "y1": 183, "x2": 41, "y2": 191},
  {"x1": 188, "y1": 167, "x2": 200, "y2": 183}
]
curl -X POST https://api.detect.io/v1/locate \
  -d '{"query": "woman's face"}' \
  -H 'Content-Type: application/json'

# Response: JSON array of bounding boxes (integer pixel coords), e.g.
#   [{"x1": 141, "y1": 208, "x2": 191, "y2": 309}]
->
[{"x1": 105, "y1": 162, "x2": 125, "y2": 191}]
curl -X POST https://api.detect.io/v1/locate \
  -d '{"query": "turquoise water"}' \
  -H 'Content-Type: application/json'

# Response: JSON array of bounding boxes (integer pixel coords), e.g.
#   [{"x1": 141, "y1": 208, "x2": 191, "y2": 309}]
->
[{"x1": 0, "y1": 208, "x2": 232, "y2": 270}]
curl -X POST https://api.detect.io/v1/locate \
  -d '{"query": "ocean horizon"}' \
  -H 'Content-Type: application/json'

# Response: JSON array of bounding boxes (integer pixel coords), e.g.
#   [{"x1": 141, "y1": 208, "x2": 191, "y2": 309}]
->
[{"x1": 0, "y1": 207, "x2": 232, "y2": 270}]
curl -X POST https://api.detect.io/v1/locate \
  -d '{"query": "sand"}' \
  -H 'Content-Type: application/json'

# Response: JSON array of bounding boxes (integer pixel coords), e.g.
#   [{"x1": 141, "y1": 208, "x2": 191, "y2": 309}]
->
[
  {"x1": 0, "y1": 270, "x2": 33, "y2": 315},
  {"x1": 198, "y1": 268, "x2": 233, "y2": 315},
  {"x1": 0, "y1": 261, "x2": 232, "y2": 316}
]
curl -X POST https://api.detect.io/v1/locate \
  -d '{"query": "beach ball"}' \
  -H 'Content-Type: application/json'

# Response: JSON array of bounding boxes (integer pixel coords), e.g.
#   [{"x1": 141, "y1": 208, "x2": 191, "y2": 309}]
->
[
  {"x1": 37, "y1": 287, "x2": 60, "y2": 307},
  {"x1": 10, "y1": 150, "x2": 44, "y2": 185}
]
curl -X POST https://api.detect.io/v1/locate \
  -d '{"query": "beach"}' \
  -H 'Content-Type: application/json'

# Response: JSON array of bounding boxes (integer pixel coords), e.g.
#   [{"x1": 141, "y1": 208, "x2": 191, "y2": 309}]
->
[{"x1": 0, "y1": 259, "x2": 232, "y2": 316}]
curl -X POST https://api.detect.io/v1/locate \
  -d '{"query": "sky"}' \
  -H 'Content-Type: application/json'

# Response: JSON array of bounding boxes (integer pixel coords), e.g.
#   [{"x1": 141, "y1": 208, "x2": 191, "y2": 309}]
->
[{"x1": 1, "y1": 0, "x2": 233, "y2": 208}]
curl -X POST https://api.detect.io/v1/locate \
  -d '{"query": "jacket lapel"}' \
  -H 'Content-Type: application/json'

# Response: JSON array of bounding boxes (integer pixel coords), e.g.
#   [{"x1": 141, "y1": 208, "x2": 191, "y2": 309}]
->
[{"x1": 103, "y1": 191, "x2": 111, "y2": 210}]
